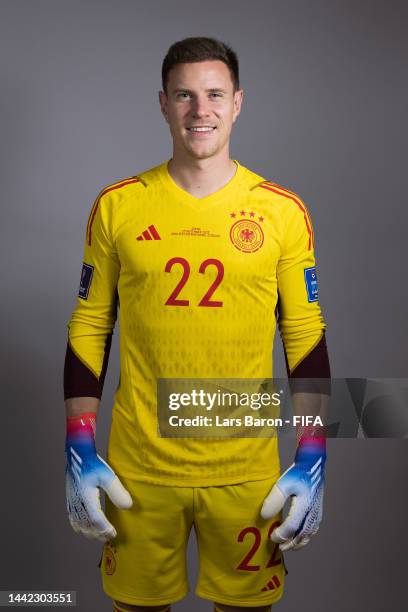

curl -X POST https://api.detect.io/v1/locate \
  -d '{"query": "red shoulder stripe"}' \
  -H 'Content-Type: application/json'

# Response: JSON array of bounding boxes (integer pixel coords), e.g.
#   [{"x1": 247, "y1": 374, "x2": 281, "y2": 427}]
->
[
  {"x1": 263, "y1": 181, "x2": 315, "y2": 243},
  {"x1": 86, "y1": 178, "x2": 140, "y2": 246},
  {"x1": 262, "y1": 181, "x2": 315, "y2": 248},
  {"x1": 258, "y1": 181, "x2": 314, "y2": 250}
]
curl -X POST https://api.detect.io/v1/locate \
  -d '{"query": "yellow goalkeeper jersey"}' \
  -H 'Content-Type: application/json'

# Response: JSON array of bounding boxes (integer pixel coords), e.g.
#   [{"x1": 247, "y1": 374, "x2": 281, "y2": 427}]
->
[{"x1": 67, "y1": 160, "x2": 326, "y2": 486}]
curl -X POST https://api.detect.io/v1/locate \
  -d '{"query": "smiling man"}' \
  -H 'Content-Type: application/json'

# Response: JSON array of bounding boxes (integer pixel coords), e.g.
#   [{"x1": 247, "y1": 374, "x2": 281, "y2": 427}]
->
[
  {"x1": 160, "y1": 58, "x2": 241, "y2": 191},
  {"x1": 64, "y1": 37, "x2": 330, "y2": 612}
]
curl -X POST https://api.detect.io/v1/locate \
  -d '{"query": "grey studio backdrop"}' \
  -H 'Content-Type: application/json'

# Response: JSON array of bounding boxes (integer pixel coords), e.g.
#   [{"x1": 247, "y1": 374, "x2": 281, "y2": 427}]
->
[{"x1": 1, "y1": 0, "x2": 407, "y2": 610}]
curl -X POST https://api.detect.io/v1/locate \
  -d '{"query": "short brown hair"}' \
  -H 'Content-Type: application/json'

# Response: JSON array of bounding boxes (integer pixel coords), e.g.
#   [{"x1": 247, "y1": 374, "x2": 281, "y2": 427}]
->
[{"x1": 162, "y1": 37, "x2": 239, "y2": 93}]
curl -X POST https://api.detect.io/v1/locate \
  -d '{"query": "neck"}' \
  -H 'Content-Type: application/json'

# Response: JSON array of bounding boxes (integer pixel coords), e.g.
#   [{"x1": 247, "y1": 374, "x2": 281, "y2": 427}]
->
[{"x1": 168, "y1": 150, "x2": 237, "y2": 198}]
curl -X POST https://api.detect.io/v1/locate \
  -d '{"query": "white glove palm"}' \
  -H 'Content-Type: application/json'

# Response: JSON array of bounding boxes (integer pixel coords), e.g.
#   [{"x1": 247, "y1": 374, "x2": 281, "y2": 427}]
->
[
  {"x1": 261, "y1": 438, "x2": 326, "y2": 551},
  {"x1": 65, "y1": 412, "x2": 132, "y2": 542}
]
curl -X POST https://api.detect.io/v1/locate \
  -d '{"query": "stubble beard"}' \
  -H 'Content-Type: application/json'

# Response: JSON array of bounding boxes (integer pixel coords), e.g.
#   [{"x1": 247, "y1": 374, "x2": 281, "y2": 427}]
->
[{"x1": 183, "y1": 133, "x2": 227, "y2": 161}]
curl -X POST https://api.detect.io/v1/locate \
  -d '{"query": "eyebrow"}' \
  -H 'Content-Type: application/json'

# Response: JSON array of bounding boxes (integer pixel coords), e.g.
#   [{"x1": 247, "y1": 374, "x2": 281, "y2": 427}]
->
[{"x1": 173, "y1": 87, "x2": 228, "y2": 94}]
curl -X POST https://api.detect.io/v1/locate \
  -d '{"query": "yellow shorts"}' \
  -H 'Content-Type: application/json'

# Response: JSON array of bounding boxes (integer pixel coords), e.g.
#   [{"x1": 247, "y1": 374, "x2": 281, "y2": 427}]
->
[{"x1": 100, "y1": 475, "x2": 286, "y2": 608}]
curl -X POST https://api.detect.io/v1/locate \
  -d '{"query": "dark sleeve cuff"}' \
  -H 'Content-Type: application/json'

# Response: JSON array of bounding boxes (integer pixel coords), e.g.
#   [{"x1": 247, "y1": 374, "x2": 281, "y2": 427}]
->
[
  {"x1": 284, "y1": 332, "x2": 331, "y2": 394},
  {"x1": 63, "y1": 333, "x2": 112, "y2": 400}
]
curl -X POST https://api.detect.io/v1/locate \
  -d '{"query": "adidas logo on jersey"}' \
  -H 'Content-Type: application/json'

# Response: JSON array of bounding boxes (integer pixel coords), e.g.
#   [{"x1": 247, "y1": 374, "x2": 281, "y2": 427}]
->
[
  {"x1": 261, "y1": 575, "x2": 281, "y2": 591},
  {"x1": 136, "y1": 224, "x2": 161, "y2": 241}
]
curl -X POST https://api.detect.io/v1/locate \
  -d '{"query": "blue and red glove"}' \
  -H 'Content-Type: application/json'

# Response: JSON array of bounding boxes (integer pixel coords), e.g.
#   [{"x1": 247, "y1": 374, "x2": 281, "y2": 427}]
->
[
  {"x1": 65, "y1": 412, "x2": 132, "y2": 542},
  {"x1": 261, "y1": 434, "x2": 326, "y2": 551}
]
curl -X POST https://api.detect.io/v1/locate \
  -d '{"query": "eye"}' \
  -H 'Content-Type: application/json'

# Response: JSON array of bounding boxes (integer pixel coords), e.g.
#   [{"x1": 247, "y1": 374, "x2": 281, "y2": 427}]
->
[
  {"x1": 177, "y1": 92, "x2": 191, "y2": 99},
  {"x1": 209, "y1": 92, "x2": 223, "y2": 98}
]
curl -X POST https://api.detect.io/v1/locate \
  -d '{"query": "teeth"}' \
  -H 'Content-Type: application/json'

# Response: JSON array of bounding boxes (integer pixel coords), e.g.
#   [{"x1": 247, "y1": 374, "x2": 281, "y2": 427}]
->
[{"x1": 188, "y1": 127, "x2": 214, "y2": 132}]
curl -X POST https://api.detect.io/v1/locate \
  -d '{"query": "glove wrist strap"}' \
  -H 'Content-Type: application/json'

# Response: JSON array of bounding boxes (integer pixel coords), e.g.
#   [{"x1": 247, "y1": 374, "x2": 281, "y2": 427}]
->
[
  {"x1": 66, "y1": 412, "x2": 97, "y2": 435},
  {"x1": 296, "y1": 424, "x2": 326, "y2": 463},
  {"x1": 66, "y1": 412, "x2": 97, "y2": 454}
]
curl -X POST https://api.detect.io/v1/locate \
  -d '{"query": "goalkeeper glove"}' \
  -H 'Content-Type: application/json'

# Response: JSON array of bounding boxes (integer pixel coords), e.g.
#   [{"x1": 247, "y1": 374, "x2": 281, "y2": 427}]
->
[
  {"x1": 65, "y1": 412, "x2": 132, "y2": 542},
  {"x1": 261, "y1": 434, "x2": 326, "y2": 551}
]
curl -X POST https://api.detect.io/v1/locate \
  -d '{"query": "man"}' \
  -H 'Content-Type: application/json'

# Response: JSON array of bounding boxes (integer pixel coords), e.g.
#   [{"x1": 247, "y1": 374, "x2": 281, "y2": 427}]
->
[{"x1": 64, "y1": 37, "x2": 330, "y2": 612}]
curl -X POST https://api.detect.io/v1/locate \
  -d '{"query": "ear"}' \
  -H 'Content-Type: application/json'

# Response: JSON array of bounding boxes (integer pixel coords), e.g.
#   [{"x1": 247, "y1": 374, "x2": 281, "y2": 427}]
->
[
  {"x1": 232, "y1": 89, "x2": 244, "y2": 123},
  {"x1": 159, "y1": 90, "x2": 169, "y2": 123}
]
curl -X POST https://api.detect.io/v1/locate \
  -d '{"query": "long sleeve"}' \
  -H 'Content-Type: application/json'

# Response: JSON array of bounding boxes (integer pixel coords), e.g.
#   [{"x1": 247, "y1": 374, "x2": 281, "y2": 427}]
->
[
  {"x1": 64, "y1": 188, "x2": 119, "y2": 399},
  {"x1": 276, "y1": 196, "x2": 329, "y2": 376}
]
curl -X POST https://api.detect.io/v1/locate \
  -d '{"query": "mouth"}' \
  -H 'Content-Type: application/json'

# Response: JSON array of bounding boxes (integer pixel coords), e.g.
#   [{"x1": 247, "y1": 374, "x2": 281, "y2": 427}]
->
[{"x1": 186, "y1": 126, "x2": 216, "y2": 133}]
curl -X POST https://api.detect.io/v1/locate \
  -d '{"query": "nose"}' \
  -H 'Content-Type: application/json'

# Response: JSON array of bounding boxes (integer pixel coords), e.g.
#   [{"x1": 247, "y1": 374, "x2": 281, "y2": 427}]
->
[{"x1": 191, "y1": 94, "x2": 210, "y2": 117}]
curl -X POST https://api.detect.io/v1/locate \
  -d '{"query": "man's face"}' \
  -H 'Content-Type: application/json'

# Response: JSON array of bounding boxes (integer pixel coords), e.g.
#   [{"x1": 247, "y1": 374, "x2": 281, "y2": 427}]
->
[{"x1": 159, "y1": 60, "x2": 243, "y2": 161}]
